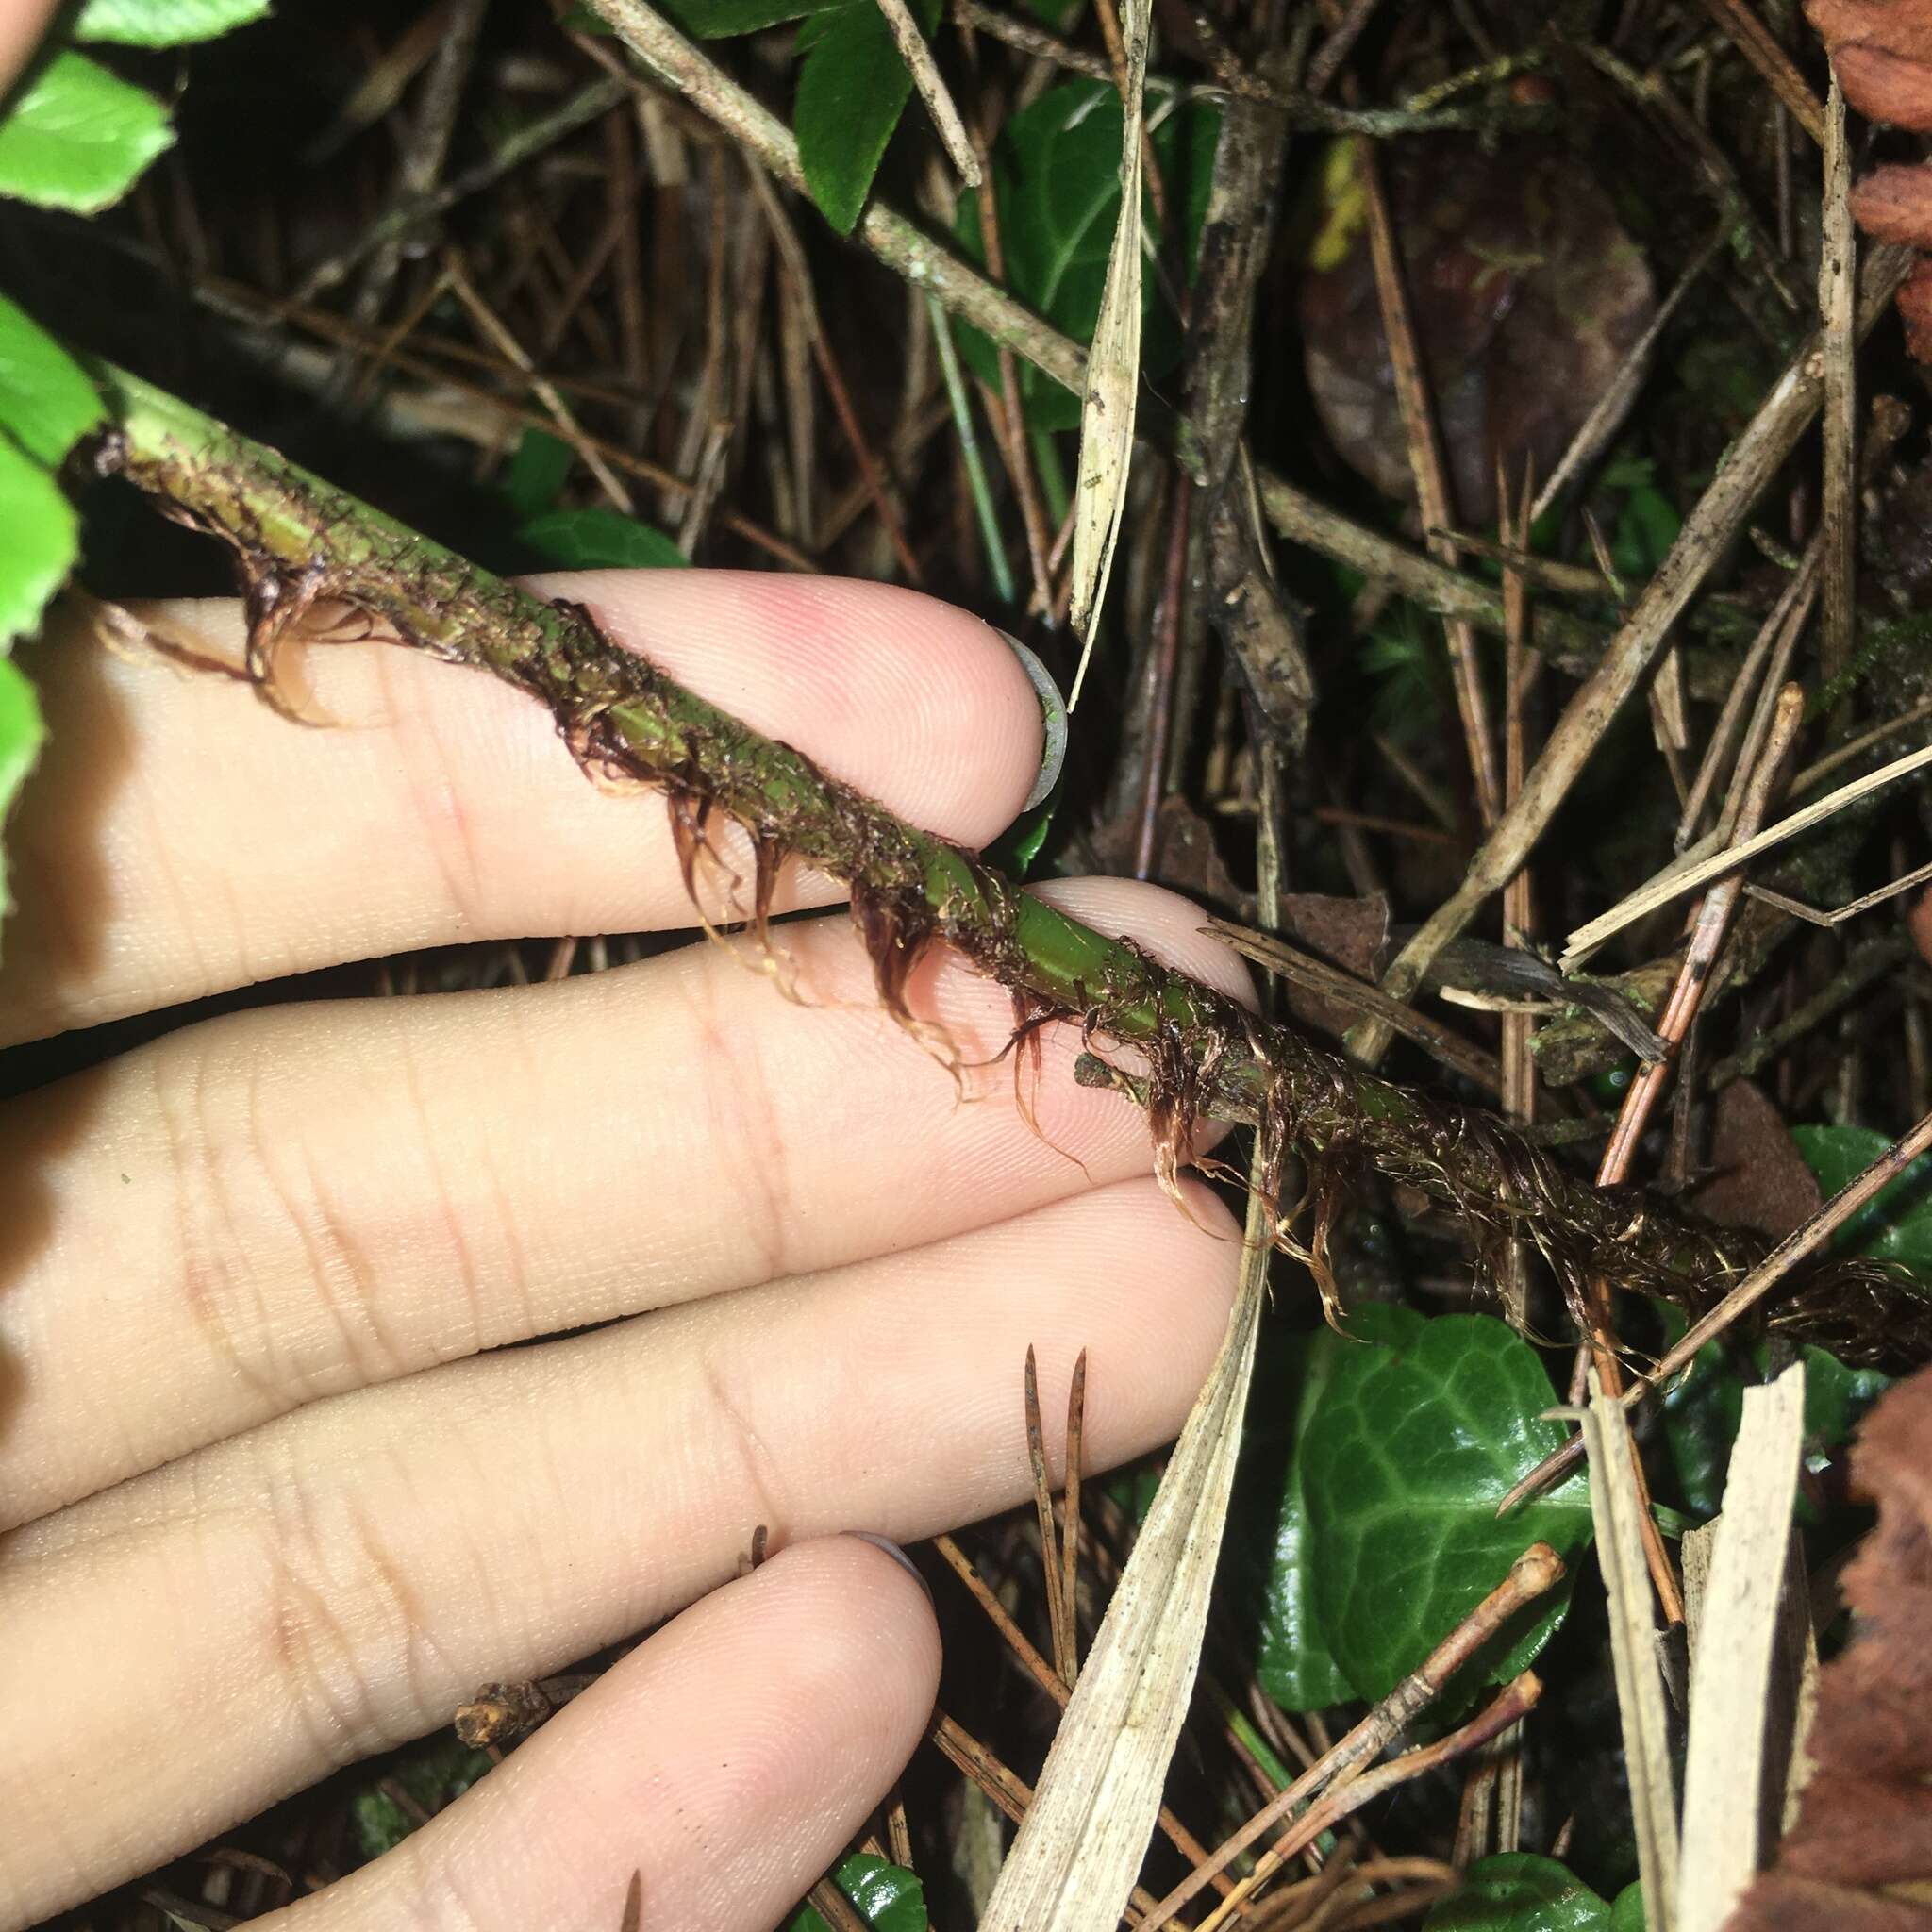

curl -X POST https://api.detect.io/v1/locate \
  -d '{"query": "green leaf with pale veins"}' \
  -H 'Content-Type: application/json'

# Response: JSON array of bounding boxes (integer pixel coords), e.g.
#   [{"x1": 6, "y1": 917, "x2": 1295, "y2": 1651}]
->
[
  {"x1": 517, "y1": 507, "x2": 690, "y2": 571},
  {"x1": 1426, "y1": 1855, "x2": 1611, "y2": 1932},
  {"x1": 1295, "y1": 1308, "x2": 1593, "y2": 1704},
  {"x1": 0, "y1": 431, "x2": 79, "y2": 646},
  {"x1": 786, "y1": 1855, "x2": 927, "y2": 1931},
  {"x1": 794, "y1": 0, "x2": 939, "y2": 236},
  {"x1": 0, "y1": 50, "x2": 175, "y2": 214},
  {"x1": 1791, "y1": 1124, "x2": 1932, "y2": 1274},
  {"x1": 0, "y1": 294, "x2": 103, "y2": 467},
  {"x1": 72, "y1": 0, "x2": 271, "y2": 45}
]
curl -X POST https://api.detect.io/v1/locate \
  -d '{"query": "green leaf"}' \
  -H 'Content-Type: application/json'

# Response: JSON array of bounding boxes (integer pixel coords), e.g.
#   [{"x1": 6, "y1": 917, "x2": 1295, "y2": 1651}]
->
[
  {"x1": 349, "y1": 1737, "x2": 491, "y2": 1858},
  {"x1": 1791, "y1": 1124, "x2": 1932, "y2": 1272},
  {"x1": 0, "y1": 656, "x2": 46, "y2": 945},
  {"x1": 1256, "y1": 1318, "x2": 1357, "y2": 1713},
  {"x1": 517, "y1": 507, "x2": 690, "y2": 571},
  {"x1": 954, "y1": 81, "x2": 1219, "y2": 431},
  {"x1": 501, "y1": 427, "x2": 575, "y2": 522},
  {"x1": 1426, "y1": 1855, "x2": 1611, "y2": 1932},
  {"x1": 0, "y1": 431, "x2": 80, "y2": 645},
  {"x1": 1602, "y1": 453, "x2": 1682, "y2": 584},
  {"x1": 659, "y1": 0, "x2": 841, "y2": 36},
  {"x1": 0, "y1": 295, "x2": 103, "y2": 467},
  {"x1": 794, "y1": 0, "x2": 938, "y2": 236},
  {"x1": 0, "y1": 50, "x2": 175, "y2": 214},
  {"x1": 1020, "y1": 0, "x2": 1087, "y2": 25},
  {"x1": 1296, "y1": 1308, "x2": 1593, "y2": 1704},
  {"x1": 72, "y1": 0, "x2": 272, "y2": 46},
  {"x1": 1658, "y1": 1303, "x2": 1889, "y2": 1521},
  {"x1": 1611, "y1": 1883, "x2": 1647, "y2": 1932},
  {"x1": 786, "y1": 1854, "x2": 927, "y2": 1931}
]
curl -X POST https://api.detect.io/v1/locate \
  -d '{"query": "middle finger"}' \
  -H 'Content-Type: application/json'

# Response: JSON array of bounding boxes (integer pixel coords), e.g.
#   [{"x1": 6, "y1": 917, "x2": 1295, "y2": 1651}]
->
[{"x1": 1, "y1": 879, "x2": 1248, "y2": 1527}]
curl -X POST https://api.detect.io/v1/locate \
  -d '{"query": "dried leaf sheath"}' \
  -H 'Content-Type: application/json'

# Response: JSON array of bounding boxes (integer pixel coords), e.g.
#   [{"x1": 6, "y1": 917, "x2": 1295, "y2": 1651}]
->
[{"x1": 92, "y1": 362, "x2": 1931, "y2": 1362}]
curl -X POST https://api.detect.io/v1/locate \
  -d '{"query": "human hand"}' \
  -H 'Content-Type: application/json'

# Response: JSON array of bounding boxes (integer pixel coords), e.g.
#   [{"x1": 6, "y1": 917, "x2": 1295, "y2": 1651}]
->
[{"x1": 0, "y1": 573, "x2": 1247, "y2": 1929}]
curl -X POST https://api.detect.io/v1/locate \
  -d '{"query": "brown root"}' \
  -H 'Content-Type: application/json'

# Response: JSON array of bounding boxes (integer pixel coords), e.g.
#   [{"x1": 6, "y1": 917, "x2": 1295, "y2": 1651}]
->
[
  {"x1": 241, "y1": 560, "x2": 335, "y2": 725},
  {"x1": 851, "y1": 879, "x2": 959, "y2": 1075}
]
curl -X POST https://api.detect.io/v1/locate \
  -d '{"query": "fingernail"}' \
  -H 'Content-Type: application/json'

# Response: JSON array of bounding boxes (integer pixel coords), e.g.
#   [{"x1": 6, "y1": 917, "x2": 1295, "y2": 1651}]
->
[
  {"x1": 997, "y1": 629, "x2": 1068, "y2": 811},
  {"x1": 850, "y1": 1532, "x2": 933, "y2": 1601}
]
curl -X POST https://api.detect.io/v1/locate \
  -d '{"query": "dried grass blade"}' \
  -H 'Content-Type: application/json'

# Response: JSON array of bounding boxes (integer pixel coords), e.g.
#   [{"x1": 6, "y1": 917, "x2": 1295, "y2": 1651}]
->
[
  {"x1": 977, "y1": 1154, "x2": 1270, "y2": 1929},
  {"x1": 1582, "y1": 1372, "x2": 1680, "y2": 1932},
  {"x1": 1676, "y1": 1363, "x2": 1807, "y2": 1932},
  {"x1": 1065, "y1": 0, "x2": 1149, "y2": 707},
  {"x1": 1560, "y1": 734, "x2": 1932, "y2": 971}
]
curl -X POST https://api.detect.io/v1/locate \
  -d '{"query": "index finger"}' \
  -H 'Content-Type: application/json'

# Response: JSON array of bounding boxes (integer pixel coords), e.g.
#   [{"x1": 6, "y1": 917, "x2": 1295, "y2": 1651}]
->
[{"x1": 0, "y1": 571, "x2": 1046, "y2": 1045}]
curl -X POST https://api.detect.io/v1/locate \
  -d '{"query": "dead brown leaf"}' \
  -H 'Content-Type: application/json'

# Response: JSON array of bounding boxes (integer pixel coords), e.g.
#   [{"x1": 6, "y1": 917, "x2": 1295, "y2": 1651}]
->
[
  {"x1": 1692, "y1": 1080, "x2": 1826, "y2": 1242},
  {"x1": 1723, "y1": 1367, "x2": 1932, "y2": 1932}
]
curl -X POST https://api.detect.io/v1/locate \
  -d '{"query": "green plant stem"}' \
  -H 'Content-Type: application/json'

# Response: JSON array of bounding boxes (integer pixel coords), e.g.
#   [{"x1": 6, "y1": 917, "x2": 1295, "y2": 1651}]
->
[
  {"x1": 926, "y1": 295, "x2": 1016, "y2": 605},
  {"x1": 88, "y1": 361, "x2": 1929, "y2": 1361}
]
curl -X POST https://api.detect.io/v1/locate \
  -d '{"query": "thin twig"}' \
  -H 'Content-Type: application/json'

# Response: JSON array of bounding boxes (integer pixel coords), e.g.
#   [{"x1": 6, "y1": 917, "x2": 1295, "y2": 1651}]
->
[
  {"x1": 874, "y1": 0, "x2": 982, "y2": 185},
  {"x1": 1819, "y1": 72, "x2": 1857, "y2": 685},
  {"x1": 1501, "y1": 1107, "x2": 1932, "y2": 1510},
  {"x1": 1355, "y1": 136, "x2": 1500, "y2": 825},
  {"x1": 1675, "y1": 541, "x2": 1820, "y2": 850},
  {"x1": 1596, "y1": 686, "x2": 1807, "y2": 1179},
  {"x1": 1703, "y1": 0, "x2": 1826, "y2": 142},
  {"x1": 1144, "y1": 1544, "x2": 1565, "y2": 1925},
  {"x1": 1707, "y1": 933, "x2": 1913, "y2": 1088},
  {"x1": 1563, "y1": 730, "x2": 1932, "y2": 970},
  {"x1": 1195, "y1": 1677, "x2": 1546, "y2": 1931},
  {"x1": 1501, "y1": 463, "x2": 1541, "y2": 1324},
  {"x1": 1207, "y1": 919, "x2": 1503, "y2": 1093},
  {"x1": 1532, "y1": 228, "x2": 1725, "y2": 522},
  {"x1": 296, "y1": 77, "x2": 629, "y2": 300},
  {"x1": 1347, "y1": 241, "x2": 1913, "y2": 1066},
  {"x1": 746, "y1": 169, "x2": 924, "y2": 581}
]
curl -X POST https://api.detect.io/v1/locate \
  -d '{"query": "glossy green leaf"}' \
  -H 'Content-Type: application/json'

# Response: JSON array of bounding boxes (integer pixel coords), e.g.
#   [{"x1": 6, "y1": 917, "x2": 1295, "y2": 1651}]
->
[
  {"x1": 517, "y1": 507, "x2": 690, "y2": 571},
  {"x1": 0, "y1": 50, "x2": 175, "y2": 214},
  {"x1": 72, "y1": 0, "x2": 271, "y2": 45},
  {"x1": 954, "y1": 81, "x2": 1219, "y2": 430},
  {"x1": 660, "y1": 0, "x2": 843, "y2": 36},
  {"x1": 1658, "y1": 1304, "x2": 1889, "y2": 1521},
  {"x1": 1426, "y1": 1855, "x2": 1610, "y2": 1932},
  {"x1": 0, "y1": 656, "x2": 46, "y2": 946},
  {"x1": 1255, "y1": 1320, "x2": 1356, "y2": 1712},
  {"x1": 1791, "y1": 1124, "x2": 1932, "y2": 1272},
  {"x1": 1296, "y1": 1308, "x2": 1593, "y2": 1704},
  {"x1": 0, "y1": 294, "x2": 103, "y2": 467},
  {"x1": 1611, "y1": 1883, "x2": 1646, "y2": 1932},
  {"x1": 794, "y1": 0, "x2": 938, "y2": 236},
  {"x1": 501, "y1": 427, "x2": 575, "y2": 521},
  {"x1": 787, "y1": 1854, "x2": 927, "y2": 1931},
  {"x1": 0, "y1": 432, "x2": 79, "y2": 646}
]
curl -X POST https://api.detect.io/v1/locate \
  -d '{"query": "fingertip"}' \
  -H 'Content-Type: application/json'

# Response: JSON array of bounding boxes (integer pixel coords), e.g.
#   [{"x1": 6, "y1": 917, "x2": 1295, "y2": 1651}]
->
[{"x1": 526, "y1": 570, "x2": 1046, "y2": 847}]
